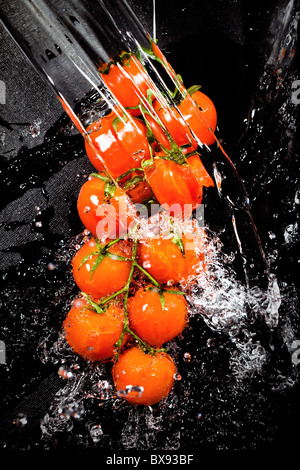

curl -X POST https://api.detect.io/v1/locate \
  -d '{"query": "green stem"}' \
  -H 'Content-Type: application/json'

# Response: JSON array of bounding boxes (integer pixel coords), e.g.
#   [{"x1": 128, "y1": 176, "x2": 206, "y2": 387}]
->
[{"x1": 133, "y1": 261, "x2": 161, "y2": 289}]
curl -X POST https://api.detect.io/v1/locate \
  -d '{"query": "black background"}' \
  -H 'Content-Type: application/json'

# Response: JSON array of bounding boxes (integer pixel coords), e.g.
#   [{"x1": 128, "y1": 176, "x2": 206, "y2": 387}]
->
[{"x1": 0, "y1": 0, "x2": 300, "y2": 460}]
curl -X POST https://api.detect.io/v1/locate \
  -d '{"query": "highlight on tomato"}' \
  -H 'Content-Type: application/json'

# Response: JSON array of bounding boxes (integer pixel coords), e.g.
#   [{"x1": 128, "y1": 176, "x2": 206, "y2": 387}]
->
[
  {"x1": 72, "y1": 237, "x2": 132, "y2": 300},
  {"x1": 112, "y1": 346, "x2": 177, "y2": 406},
  {"x1": 128, "y1": 286, "x2": 188, "y2": 347},
  {"x1": 63, "y1": 296, "x2": 127, "y2": 362}
]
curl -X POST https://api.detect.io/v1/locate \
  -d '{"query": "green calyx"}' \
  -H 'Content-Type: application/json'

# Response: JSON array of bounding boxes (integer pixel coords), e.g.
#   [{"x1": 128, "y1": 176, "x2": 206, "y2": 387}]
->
[{"x1": 78, "y1": 238, "x2": 130, "y2": 279}]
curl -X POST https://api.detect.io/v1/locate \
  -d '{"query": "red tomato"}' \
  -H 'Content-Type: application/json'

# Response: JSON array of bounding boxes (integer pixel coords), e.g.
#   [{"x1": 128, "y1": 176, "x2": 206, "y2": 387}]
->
[
  {"x1": 72, "y1": 238, "x2": 132, "y2": 300},
  {"x1": 77, "y1": 174, "x2": 139, "y2": 241},
  {"x1": 100, "y1": 55, "x2": 155, "y2": 116},
  {"x1": 128, "y1": 286, "x2": 188, "y2": 347},
  {"x1": 138, "y1": 228, "x2": 207, "y2": 285},
  {"x1": 152, "y1": 99, "x2": 198, "y2": 153},
  {"x1": 143, "y1": 112, "x2": 172, "y2": 151},
  {"x1": 138, "y1": 237, "x2": 186, "y2": 284},
  {"x1": 112, "y1": 346, "x2": 176, "y2": 405},
  {"x1": 187, "y1": 153, "x2": 214, "y2": 192},
  {"x1": 144, "y1": 154, "x2": 202, "y2": 216},
  {"x1": 84, "y1": 108, "x2": 150, "y2": 180},
  {"x1": 63, "y1": 297, "x2": 127, "y2": 362},
  {"x1": 178, "y1": 90, "x2": 217, "y2": 146}
]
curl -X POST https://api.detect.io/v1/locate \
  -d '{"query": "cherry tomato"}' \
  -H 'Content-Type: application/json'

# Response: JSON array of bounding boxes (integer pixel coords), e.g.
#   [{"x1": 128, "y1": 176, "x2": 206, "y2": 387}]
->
[
  {"x1": 128, "y1": 286, "x2": 188, "y2": 347},
  {"x1": 138, "y1": 228, "x2": 206, "y2": 285},
  {"x1": 72, "y1": 238, "x2": 132, "y2": 300},
  {"x1": 145, "y1": 152, "x2": 214, "y2": 216},
  {"x1": 77, "y1": 174, "x2": 138, "y2": 241},
  {"x1": 112, "y1": 346, "x2": 176, "y2": 405},
  {"x1": 152, "y1": 99, "x2": 198, "y2": 153},
  {"x1": 63, "y1": 297, "x2": 127, "y2": 362},
  {"x1": 85, "y1": 107, "x2": 150, "y2": 180},
  {"x1": 144, "y1": 154, "x2": 202, "y2": 216},
  {"x1": 138, "y1": 237, "x2": 186, "y2": 284},
  {"x1": 178, "y1": 90, "x2": 217, "y2": 146},
  {"x1": 100, "y1": 54, "x2": 155, "y2": 116},
  {"x1": 187, "y1": 153, "x2": 214, "y2": 191},
  {"x1": 143, "y1": 112, "x2": 172, "y2": 151}
]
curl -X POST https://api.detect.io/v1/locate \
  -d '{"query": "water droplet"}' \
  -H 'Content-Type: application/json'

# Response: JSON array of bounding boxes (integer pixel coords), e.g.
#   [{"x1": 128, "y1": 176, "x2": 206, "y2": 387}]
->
[
  {"x1": 183, "y1": 352, "x2": 191, "y2": 362},
  {"x1": 268, "y1": 231, "x2": 276, "y2": 239},
  {"x1": 12, "y1": 413, "x2": 27, "y2": 427},
  {"x1": 58, "y1": 366, "x2": 73, "y2": 379},
  {"x1": 88, "y1": 423, "x2": 104, "y2": 443},
  {"x1": 83, "y1": 206, "x2": 90, "y2": 214}
]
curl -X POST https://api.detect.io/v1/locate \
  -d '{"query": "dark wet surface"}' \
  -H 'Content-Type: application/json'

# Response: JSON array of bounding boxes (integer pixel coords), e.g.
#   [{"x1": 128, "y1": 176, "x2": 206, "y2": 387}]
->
[{"x1": 0, "y1": 0, "x2": 299, "y2": 457}]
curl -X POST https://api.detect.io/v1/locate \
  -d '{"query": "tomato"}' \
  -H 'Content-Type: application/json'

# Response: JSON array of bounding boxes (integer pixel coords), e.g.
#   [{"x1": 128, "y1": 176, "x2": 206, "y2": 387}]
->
[
  {"x1": 144, "y1": 154, "x2": 202, "y2": 216},
  {"x1": 112, "y1": 347, "x2": 176, "y2": 405},
  {"x1": 178, "y1": 90, "x2": 217, "y2": 146},
  {"x1": 138, "y1": 237, "x2": 186, "y2": 284},
  {"x1": 72, "y1": 238, "x2": 132, "y2": 300},
  {"x1": 138, "y1": 228, "x2": 206, "y2": 285},
  {"x1": 152, "y1": 99, "x2": 198, "y2": 153},
  {"x1": 187, "y1": 153, "x2": 214, "y2": 191},
  {"x1": 145, "y1": 151, "x2": 214, "y2": 216},
  {"x1": 77, "y1": 174, "x2": 139, "y2": 241},
  {"x1": 63, "y1": 297, "x2": 127, "y2": 362},
  {"x1": 125, "y1": 176, "x2": 153, "y2": 204},
  {"x1": 100, "y1": 54, "x2": 155, "y2": 116},
  {"x1": 128, "y1": 286, "x2": 188, "y2": 347},
  {"x1": 143, "y1": 112, "x2": 172, "y2": 151},
  {"x1": 84, "y1": 107, "x2": 150, "y2": 180}
]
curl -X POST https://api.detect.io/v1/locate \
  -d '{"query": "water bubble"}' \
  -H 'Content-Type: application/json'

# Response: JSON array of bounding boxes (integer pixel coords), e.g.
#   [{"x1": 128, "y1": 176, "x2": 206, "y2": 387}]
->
[
  {"x1": 183, "y1": 352, "x2": 192, "y2": 362},
  {"x1": 117, "y1": 385, "x2": 144, "y2": 398},
  {"x1": 88, "y1": 423, "x2": 104, "y2": 443},
  {"x1": 58, "y1": 366, "x2": 73, "y2": 379},
  {"x1": 142, "y1": 261, "x2": 151, "y2": 269},
  {"x1": 268, "y1": 231, "x2": 276, "y2": 239},
  {"x1": 12, "y1": 413, "x2": 27, "y2": 427}
]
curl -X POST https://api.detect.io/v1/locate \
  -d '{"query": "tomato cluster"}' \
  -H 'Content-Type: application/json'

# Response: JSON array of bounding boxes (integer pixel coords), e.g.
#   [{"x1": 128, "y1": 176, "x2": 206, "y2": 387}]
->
[{"x1": 62, "y1": 42, "x2": 217, "y2": 406}]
